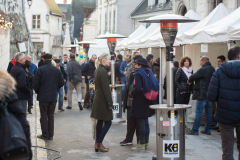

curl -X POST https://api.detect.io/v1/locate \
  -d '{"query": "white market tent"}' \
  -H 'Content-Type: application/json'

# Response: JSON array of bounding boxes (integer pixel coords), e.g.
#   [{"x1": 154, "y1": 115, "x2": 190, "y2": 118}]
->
[
  {"x1": 137, "y1": 9, "x2": 201, "y2": 48},
  {"x1": 228, "y1": 20, "x2": 240, "y2": 40},
  {"x1": 178, "y1": 3, "x2": 230, "y2": 44},
  {"x1": 127, "y1": 23, "x2": 160, "y2": 49},
  {"x1": 88, "y1": 38, "x2": 109, "y2": 58},
  {"x1": 116, "y1": 25, "x2": 146, "y2": 50}
]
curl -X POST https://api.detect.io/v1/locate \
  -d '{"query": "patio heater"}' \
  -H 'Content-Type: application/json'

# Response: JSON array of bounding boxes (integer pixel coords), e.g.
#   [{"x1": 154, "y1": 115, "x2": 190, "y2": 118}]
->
[
  {"x1": 97, "y1": 34, "x2": 126, "y2": 123},
  {"x1": 140, "y1": 14, "x2": 199, "y2": 160},
  {"x1": 77, "y1": 41, "x2": 95, "y2": 63}
]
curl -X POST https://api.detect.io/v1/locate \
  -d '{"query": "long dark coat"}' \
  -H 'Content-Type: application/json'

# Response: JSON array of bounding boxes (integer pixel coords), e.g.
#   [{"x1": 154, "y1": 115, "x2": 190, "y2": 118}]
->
[
  {"x1": 91, "y1": 64, "x2": 113, "y2": 121},
  {"x1": 10, "y1": 62, "x2": 30, "y2": 100},
  {"x1": 130, "y1": 72, "x2": 150, "y2": 119},
  {"x1": 33, "y1": 61, "x2": 64, "y2": 102}
]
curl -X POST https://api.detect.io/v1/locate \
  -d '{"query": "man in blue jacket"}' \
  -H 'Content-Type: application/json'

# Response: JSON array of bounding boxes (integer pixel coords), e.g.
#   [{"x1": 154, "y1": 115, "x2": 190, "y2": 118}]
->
[
  {"x1": 120, "y1": 55, "x2": 131, "y2": 101},
  {"x1": 208, "y1": 46, "x2": 240, "y2": 160}
]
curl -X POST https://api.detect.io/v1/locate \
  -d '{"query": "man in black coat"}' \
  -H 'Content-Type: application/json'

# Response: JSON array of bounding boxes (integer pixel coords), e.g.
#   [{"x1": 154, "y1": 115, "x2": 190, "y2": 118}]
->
[
  {"x1": 208, "y1": 46, "x2": 240, "y2": 160},
  {"x1": 10, "y1": 53, "x2": 30, "y2": 117},
  {"x1": 82, "y1": 54, "x2": 97, "y2": 108},
  {"x1": 34, "y1": 54, "x2": 64, "y2": 140},
  {"x1": 186, "y1": 56, "x2": 215, "y2": 135},
  {"x1": 115, "y1": 54, "x2": 123, "y2": 84}
]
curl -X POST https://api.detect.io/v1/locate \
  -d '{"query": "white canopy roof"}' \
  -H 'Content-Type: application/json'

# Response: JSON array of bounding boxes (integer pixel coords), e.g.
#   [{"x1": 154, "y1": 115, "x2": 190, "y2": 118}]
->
[
  {"x1": 137, "y1": 9, "x2": 201, "y2": 48},
  {"x1": 127, "y1": 23, "x2": 159, "y2": 49},
  {"x1": 116, "y1": 25, "x2": 146, "y2": 50},
  {"x1": 88, "y1": 38, "x2": 109, "y2": 58},
  {"x1": 178, "y1": 3, "x2": 230, "y2": 44},
  {"x1": 228, "y1": 20, "x2": 240, "y2": 40}
]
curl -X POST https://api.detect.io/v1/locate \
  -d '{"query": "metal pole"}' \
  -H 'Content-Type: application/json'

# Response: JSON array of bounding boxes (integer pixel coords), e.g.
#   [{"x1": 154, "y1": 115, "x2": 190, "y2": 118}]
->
[
  {"x1": 159, "y1": 47, "x2": 162, "y2": 105},
  {"x1": 182, "y1": 45, "x2": 185, "y2": 57}
]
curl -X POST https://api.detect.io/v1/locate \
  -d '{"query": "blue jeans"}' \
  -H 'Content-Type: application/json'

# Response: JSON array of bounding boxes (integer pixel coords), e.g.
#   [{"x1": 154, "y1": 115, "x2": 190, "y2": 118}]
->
[
  {"x1": 121, "y1": 81, "x2": 126, "y2": 101},
  {"x1": 137, "y1": 118, "x2": 150, "y2": 144},
  {"x1": 64, "y1": 78, "x2": 68, "y2": 94},
  {"x1": 96, "y1": 120, "x2": 112, "y2": 143},
  {"x1": 192, "y1": 100, "x2": 212, "y2": 133},
  {"x1": 58, "y1": 87, "x2": 63, "y2": 109}
]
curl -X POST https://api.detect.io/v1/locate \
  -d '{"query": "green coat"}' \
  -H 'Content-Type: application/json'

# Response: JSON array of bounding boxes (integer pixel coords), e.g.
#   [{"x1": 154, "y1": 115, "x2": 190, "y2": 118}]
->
[{"x1": 91, "y1": 64, "x2": 113, "y2": 121}]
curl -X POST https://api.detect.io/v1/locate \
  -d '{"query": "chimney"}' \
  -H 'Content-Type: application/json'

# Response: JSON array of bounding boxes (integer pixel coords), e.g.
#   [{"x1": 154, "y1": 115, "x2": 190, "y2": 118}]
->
[{"x1": 64, "y1": 0, "x2": 67, "y2": 4}]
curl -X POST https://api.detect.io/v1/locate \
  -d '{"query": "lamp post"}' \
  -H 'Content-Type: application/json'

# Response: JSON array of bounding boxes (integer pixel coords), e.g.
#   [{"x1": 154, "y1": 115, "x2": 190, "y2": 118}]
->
[
  {"x1": 97, "y1": 33, "x2": 126, "y2": 123},
  {"x1": 27, "y1": 0, "x2": 32, "y2": 8},
  {"x1": 140, "y1": 14, "x2": 199, "y2": 160},
  {"x1": 77, "y1": 41, "x2": 95, "y2": 63}
]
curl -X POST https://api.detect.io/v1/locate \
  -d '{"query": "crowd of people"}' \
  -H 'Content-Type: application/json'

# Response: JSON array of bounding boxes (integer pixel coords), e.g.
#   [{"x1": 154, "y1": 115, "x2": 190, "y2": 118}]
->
[{"x1": 1, "y1": 46, "x2": 240, "y2": 160}]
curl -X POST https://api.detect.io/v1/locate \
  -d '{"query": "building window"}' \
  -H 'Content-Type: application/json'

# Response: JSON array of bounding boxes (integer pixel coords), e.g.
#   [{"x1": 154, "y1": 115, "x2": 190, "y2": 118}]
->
[
  {"x1": 113, "y1": 10, "x2": 116, "y2": 33},
  {"x1": 32, "y1": 15, "x2": 40, "y2": 29},
  {"x1": 238, "y1": 0, "x2": 240, "y2": 7},
  {"x1": 105, "y1": 12, "x2": 107, "y2": 33},
  {"x1": 109, "y1": 11, "x2": 111, "y2": 33}
]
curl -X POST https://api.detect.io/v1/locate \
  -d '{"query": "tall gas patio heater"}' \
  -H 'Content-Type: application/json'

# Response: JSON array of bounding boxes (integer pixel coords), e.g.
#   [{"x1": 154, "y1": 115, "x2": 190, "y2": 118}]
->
[
  {"x1": 97, "y1": 34, "x2": 126, "y2": 123},
  {"x1": 77, "y1": 41, "x2": 96, "y2": 63},
  {"x1": 140, "y1": 14, "x2": 199, "y2": 160}
]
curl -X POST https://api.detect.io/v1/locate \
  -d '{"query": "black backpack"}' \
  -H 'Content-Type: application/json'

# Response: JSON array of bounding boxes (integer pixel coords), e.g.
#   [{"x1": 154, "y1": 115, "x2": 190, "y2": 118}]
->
[{"x1": 0, "y1": 98, "x2": 30, "y2": 160}]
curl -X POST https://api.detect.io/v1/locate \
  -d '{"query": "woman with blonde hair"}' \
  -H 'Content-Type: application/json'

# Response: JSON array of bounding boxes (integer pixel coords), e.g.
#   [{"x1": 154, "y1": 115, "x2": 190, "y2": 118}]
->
[
  {"x1": 90, "y1": 53, "x2": 113, "y2": 152},
  {"x1": 175, "y1": 56, "x2": 193, "y2": 104}
]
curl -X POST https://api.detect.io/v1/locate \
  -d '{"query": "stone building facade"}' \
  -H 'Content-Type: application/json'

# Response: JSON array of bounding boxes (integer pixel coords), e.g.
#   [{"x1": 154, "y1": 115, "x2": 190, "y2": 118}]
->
[
  {"x1": 0, "y1": 7, "x2": 10, "y2": 70},
  {"x1": 25, "y1": 0, "x2": 64, "y2": 59},
  {"x1": 97, "y1": 0, "x2": 141, "y2": 37}
]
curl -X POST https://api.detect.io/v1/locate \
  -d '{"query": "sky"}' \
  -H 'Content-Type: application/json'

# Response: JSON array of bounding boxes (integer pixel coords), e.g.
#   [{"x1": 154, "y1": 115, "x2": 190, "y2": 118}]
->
[{"x1": 54, "y1": 0, "x2": 71, "y2": 4}]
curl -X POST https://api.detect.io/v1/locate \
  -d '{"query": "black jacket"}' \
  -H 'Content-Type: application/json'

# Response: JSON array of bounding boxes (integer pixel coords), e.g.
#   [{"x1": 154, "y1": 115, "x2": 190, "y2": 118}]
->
[
  {"x1": 59, "y1": 65, "x2": 67, "y2": 81},
  {"x1": 130, "y1": 72, "x2": 150, "y2": 119},
  {"x1": 175, "y1": 68, "x2": 193, "y2": 93},
  {"x1": 189, "y1": 61, "x2": 215, "y2": 100},
  {"x1": 208, "y1": 61, "x2": 240, "y2": 124},
  {"x1": 10, "y1": 62, "x2": 30, "y2": 100},
  {"x1": 38, "y1": 59, "x2": 44, "y2": 68},
  {"x1": 67, "y1": 59, "x2": 82, "y2": 85},
  {"x1": 33, "y1": 61, "x2": 64, "y2": 102},
  {"x1": 82, "y1": 60, "x2": 96, "y2": 84},
  {"x1": 115, "y1": 60, "x2": 123, "y2": 81},
  {"x1": 163, "y1": 67, "x2": 178, "y2": 101},
  {"x1": 2, "y1": 94, "x2": 32, "y2": 160}
]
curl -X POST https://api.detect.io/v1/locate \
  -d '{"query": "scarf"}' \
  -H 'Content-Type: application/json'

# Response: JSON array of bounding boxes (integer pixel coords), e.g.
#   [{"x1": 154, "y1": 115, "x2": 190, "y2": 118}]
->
[
  {"x1": 182, "y1": 67, "x2": 192, "y2": 79},
  {"x1": 135, "y1": 68, "x2": 159, "y2": 93}
]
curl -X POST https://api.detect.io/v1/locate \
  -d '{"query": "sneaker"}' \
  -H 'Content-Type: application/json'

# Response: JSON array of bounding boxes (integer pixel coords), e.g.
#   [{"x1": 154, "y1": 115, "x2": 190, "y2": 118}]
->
[
  {"x1": 37, "y1": 135, "x2": 49, "y2": 140},
  {"x1": 58, "y1": 108, "x2": 65, "y2": 111},
  {"x1": 201, "y1": 130, "x2": 211, "y2": 135},
  {"x1": 212, "y1": 126, "x2": 219, "y2": 130},
  {"x1": 120, "y1": 140, "x2": 133, "y2": 146},
  {"x1": 78, "y1": 102, "x2": 83, "y2": 110},
  {"x1": 131, "y1": 144, "x2": 145, "y2": 151},
  {"x1": 185, "y1": 130, "x2": 199, "y2": 135},
  {"x1": 66, "y1": 106, "x2": 72, "y2": 109}
]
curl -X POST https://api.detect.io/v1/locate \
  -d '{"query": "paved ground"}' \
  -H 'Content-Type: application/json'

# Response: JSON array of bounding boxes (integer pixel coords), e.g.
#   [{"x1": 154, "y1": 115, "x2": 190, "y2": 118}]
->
[{"x1": 29, "y1": 92, "x2": 239, "y2": 160}]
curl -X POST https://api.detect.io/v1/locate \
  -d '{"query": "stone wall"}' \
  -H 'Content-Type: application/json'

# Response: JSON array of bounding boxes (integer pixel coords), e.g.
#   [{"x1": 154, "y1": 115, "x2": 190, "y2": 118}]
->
[
  {"x1": 6, "y1": 0, "x2": 28, "y2": 59},
  {"x1": 0, "y1": 29, "x2": 10, "y2": 70}
]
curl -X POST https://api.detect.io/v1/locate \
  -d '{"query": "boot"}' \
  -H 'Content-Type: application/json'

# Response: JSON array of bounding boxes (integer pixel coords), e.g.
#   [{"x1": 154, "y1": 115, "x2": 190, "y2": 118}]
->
[
  {"x1": 131, "y1": 144, "x2": 145, "y2": 151},
  {"x1": 94, "y1": 142, "x2": 99, "y2": 152},
  {"x1": 95, "y1": 143, "x2": 108, "y2": 152},
  {"x1": 78, "y1": 102, "x2": 83, "y2": 110},
  {"x1": 101, "y1": 143, "x2": 109, "y2": 150},
  {"x1": 64, "y1": 94, "x2": 67, "y2": 100},
  {"x1": 145, "y1": 143, "x2": 149, "y2": 150}
]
